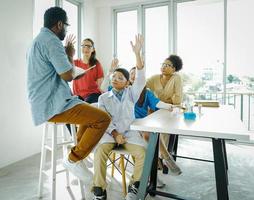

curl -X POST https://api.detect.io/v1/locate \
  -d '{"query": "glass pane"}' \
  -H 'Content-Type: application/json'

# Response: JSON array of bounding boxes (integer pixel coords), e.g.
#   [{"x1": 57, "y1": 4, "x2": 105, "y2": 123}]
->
[
  {"x1": 177, "y1": 0, "x2": 224, "y2": 101},
  {"x1": 33, "y1": 0, "x2": 55, "y2": 37},
  {"x1": 117, "y1": 10, "x2": 138, "y2": 71},
  {"x1": 63, "y1": 0, "x2": 78, "y2": 59},
  {"x1": 228, "y1": 0, "x2": 254, "y2": 130},
  {"x1": 145, "y1": 6, "x2": 169, "y2": 78}
]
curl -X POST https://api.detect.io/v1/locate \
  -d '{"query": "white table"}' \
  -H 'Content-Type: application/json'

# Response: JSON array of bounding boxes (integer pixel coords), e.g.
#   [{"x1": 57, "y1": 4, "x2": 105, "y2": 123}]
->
[{"x1": 130, "y1": 105, "x2": 250, "y2": 200}]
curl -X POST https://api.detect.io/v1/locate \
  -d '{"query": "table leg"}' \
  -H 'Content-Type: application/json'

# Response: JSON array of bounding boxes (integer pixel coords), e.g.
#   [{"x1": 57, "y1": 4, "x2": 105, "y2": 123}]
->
[
  {"x1": 222, "y1": 140, "x2": 228, "y2": 170},
  {"x1": 147, "y1": 133, "x2": 160, "y2": 196},
  {"x1": 136, "y1": 132, "x2": 159, "y2": 200},
  {"x1": 212, "y1": 139, "x2": 229, "y2": 200}
]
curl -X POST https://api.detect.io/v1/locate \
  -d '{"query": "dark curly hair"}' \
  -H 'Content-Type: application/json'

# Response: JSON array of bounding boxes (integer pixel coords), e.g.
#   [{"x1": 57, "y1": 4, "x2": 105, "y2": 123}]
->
[
  {"x1": 44, "y1": 7, "x2": 67, "y2": 29},
  {"x1": 166, "y1": 55, "x2": 183, "y2": 72}
]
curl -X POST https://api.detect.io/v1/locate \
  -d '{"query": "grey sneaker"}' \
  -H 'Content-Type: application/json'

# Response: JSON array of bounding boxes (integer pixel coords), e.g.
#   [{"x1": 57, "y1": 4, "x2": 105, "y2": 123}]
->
[
  {"x1": 62, "y1": 157, "x2": 92, "y2": 182},
  {"x1": 163, "y1": 156, "x2": 182, "y2": 176},
  {"x1": 125, "y1": 182, "x2": 139, "y2": 200},
  {"x1": 93, "y1": 187, "x2": 107, "y2": 200}
]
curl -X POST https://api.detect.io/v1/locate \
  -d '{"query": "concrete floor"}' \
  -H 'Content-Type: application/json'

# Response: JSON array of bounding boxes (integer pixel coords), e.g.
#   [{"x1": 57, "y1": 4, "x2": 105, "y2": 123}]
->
[{"x1": 0, "y1": 137, "x2": 253, "y2": 200}]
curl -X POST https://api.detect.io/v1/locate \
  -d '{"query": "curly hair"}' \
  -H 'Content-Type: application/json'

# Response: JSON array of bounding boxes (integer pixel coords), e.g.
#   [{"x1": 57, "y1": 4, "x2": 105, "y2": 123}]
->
[
  {"x1": 44, "y1": 7, "x2": 67, "y2": 29},
  {"x1": 166, "y1": 55, "x2": 183, "y2": 72}
]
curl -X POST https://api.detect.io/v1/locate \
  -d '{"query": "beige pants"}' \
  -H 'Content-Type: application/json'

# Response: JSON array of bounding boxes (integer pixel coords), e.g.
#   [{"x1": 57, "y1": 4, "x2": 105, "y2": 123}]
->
[
  {"x1": 93, "y1": 143, "x2": 146, "y2": 190},
  {"x1": 159, "y1": 133, "x2": 171, "y2": 159},
  {"x1": 142, "y1": 132, "x2": 171, "y2": 160}
]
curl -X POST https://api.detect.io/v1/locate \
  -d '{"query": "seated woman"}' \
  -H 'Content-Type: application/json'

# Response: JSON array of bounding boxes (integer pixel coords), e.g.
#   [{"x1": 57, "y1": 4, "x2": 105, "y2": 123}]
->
[
  {"x1": 68, "y1": 37, "x2": 104, "y2": 103},
  {"x1": 146, "y1": 54, "x2": 183, "y2": 174},
  {"x1": 92, "y1": 35, "x2": 145, "y2": 200}
]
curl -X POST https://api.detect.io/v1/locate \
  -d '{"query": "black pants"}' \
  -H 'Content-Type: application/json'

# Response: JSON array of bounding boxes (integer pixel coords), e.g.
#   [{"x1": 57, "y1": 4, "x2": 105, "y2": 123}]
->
[{"x1": 84, "y1": 93, "x2": 101, "y2": 103}]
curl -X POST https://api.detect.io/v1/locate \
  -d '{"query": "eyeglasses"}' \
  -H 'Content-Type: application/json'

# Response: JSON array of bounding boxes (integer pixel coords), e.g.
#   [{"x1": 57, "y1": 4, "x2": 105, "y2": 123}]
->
[
  {"x1": 81, "y1": 44, "x2": 93, "y2": 49},
  {"x1": 161, "y1": 63, "x2": 174, "y2": 68},
  {"x1": 63, "y1": 22, "x2": 69, "y2": 30},
  {"x1": 111, "y1": 74, "x2": 127, "y2": 82}
]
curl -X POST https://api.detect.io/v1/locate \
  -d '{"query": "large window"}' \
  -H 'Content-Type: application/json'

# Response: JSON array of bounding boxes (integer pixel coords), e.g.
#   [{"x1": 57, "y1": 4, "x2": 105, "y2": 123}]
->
[
  {"x1": 116, "y1": 10, "x2": 138, "y2": 70},
  {"x1": 33, "y1": 0, "x2": 81, "y2": 58},
  {"x1": 113, "y1": 0, "x2": 254, "y2": 130},
  {"x1": 177, "y1": 0, "x2": 224, "y2": 95},
  {"x1": 145, "y1": 5, "x2": 169, "y2": 78},
  {"x1": 227, "y1": 0, "x2": 254, "y2": 129}
]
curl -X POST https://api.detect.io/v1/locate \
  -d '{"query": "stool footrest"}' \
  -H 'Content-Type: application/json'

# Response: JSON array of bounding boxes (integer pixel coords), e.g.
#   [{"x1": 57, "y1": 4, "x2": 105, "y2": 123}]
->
[
  {"x1": 42, "y1": 166, "x2": 67, "y2": 177},
  {"x1": 57, "y1": 141, "x2": 73, "y2": 146}
]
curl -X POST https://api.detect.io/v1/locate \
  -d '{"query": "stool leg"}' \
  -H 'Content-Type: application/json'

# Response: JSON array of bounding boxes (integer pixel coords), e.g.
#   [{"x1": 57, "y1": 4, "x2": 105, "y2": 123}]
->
[
  {"x1": 120, "y1": 155, "x2": 127, "y2": 196},
  {"x1": 38, "y1": 123, "x2": 48, "y2": 198},
  {"x1": 61, "y1": 125, "x2": 70, "y2": 188},
  {"x1": 71, "y1": 124, "x2": 86, "y2": 200},
  {"x1": 51, "y1": 125, "x2": 57, "y2": 200},
  {"x1": 111, "y1": 152, "x2": 116, "y2": 177}
]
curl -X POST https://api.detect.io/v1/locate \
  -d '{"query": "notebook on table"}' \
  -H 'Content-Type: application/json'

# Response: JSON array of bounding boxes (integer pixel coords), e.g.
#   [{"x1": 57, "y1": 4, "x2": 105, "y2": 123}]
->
[{"x1": 194, "y1": 100, "x2": 220, "y2": 107}]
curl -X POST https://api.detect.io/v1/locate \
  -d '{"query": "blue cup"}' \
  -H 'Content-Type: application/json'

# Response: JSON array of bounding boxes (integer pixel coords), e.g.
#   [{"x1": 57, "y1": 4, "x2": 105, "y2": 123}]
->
[{"x1": 184, "y1": 112, "x2": 196, "y2": 120}]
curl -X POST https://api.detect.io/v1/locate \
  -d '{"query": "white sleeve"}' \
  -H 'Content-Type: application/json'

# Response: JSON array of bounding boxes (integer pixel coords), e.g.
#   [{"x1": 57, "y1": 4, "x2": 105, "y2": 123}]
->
[
  {"x1": 130, "y1": 67, "x2": 146, "y2": 103},
  {"x1": 100, "y1": 72, "x2": 111, "y2": 92},
  {"x1": 156, "y1": 101, "x2": 173, "y2": 109}
]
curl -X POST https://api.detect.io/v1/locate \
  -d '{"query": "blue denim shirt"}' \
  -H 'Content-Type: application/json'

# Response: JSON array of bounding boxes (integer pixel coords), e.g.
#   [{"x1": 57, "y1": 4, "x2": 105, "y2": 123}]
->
[{"x1": 27, "y1": 27, "x2": 83, "y2": 126}]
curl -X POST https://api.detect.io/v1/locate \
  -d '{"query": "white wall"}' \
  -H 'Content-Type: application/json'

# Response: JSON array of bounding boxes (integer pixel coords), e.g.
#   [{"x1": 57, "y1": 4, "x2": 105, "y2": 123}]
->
[
  {"x1": 0, "y1": 0, "x2": 42, "y2": 168},
  {"x1": 83, "y1": 0, "x2": 163, "y2": 70}
]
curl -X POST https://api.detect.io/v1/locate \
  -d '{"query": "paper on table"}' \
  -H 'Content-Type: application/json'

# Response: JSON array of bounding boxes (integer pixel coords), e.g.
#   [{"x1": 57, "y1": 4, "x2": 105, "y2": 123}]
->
[{"x1": 72, "y1": 65, "x2": 96, "y2": 79}]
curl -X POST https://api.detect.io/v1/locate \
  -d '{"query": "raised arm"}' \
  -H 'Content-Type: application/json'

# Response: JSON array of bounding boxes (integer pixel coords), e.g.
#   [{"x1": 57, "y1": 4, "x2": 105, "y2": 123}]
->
[
  {"x1": 100, "y1": 58, "x2": 119, "y2": 92},
  {"x1": 130, "y1": 34, "x2": 146, "y2": 102},
  {"x1": 130, "y1": 34, "x2": 144, "y2": 70}
]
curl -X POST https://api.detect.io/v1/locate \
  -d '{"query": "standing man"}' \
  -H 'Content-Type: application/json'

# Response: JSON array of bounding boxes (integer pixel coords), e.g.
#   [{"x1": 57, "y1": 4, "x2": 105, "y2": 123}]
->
[{"x1": 27, "y1": 7, "x2": 111, "y2": 181}]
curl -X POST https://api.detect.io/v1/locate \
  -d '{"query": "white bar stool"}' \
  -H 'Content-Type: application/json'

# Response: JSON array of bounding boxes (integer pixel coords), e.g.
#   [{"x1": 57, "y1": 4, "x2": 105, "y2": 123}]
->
[{"x1": 38, "y1": 122, "x2": 85, "y2": 200}]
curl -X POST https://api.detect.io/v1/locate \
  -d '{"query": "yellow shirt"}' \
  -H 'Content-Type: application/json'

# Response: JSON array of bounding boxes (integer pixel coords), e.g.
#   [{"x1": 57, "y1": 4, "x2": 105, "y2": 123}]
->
[{"x1": 146, "y1": 73, "x2": 183, "y2": 105}]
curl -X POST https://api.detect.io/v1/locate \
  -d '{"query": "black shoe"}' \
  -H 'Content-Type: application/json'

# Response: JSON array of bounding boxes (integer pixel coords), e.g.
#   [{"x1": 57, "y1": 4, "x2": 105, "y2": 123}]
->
[{"x1": 93, "y1": 187, "x2": 107, "y2": 200}]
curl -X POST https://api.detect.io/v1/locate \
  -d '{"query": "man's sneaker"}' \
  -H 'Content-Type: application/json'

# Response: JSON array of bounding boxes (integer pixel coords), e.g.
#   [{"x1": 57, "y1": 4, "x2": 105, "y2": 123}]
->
[
  {"x1": 62, "y1": 157, "x2": 92, "y2": 182},
  {"x1": 156, "y1": 177, "x2": 166, "y2": 188},
  {"x1": 82, "y1": 158, "x2": 93, "y2": 168},
  {"x1": 93, "y1": 187, "x2": 107, "y2": 200},
  {"x1": 163, "y1": 156, "x2": 182, "y2": 176},
  {"x1": 125, "y1": 181, "x2": 139, "y2": 200}
]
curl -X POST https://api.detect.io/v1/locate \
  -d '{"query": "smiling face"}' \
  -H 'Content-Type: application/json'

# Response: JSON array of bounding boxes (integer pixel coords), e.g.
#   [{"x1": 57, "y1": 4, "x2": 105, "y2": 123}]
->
[
  {"x1": 81, "y1": 39, "x2": 94, "y2": 58},
  {"x1": 160, "y1": 59, "x2": 175, "y2": 76},
  {"x1": 111, "y1": 71, "x2": 129, "y2": 90}
]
